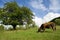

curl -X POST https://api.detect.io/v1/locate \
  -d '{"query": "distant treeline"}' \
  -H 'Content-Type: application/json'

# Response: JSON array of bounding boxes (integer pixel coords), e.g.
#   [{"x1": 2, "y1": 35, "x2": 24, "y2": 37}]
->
[{"x1": 50, "y1": 17, "x2": 60, "y2": 25}]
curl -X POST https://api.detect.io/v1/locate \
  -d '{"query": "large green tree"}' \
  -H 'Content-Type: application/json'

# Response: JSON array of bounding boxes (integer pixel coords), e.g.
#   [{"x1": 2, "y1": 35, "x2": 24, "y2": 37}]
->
[{"x1": 0, "y1": 1, "x2": 34, "y2": 30}]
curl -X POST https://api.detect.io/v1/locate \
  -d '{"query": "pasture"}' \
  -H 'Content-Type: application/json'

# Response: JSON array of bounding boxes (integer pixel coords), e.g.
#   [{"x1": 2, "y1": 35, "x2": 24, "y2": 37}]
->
[{"x1": 0, "y1": 26, "x2": 60, "y2": 40}]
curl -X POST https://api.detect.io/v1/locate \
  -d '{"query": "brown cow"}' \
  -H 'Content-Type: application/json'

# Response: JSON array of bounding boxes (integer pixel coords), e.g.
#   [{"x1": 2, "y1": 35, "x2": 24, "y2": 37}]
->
[{"x1": 37, "y1": 22, "x2": 56, "y2": 32}]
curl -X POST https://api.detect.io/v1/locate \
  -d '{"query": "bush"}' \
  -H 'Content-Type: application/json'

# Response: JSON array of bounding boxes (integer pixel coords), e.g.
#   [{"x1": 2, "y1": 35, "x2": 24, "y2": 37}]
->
[
  {"x1": 16, "y1": 25, "x2": 26, "y2": 30},
  {"x1": 55, "y1": 19, "x2": 60, "y2": 25},
  {"x1": 16, "y1": 24, "x2": 37, "y2": 30},
  {"x1": 0, "y1": 25, "x2": 4, "y2": 32}
]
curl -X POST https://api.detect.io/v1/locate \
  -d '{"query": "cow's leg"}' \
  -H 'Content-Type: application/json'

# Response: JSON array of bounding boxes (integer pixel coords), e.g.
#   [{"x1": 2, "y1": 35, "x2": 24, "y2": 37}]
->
[
  {"x1": 53, "y1": 26, "x2": 56, "y2": 31},
  {"x1": 43, "y1": 27, "x2": 45, "y2": 32},
  {"x1": 37, "y1": 28, "x2": 42, "y2": 32},
  {"x1": 51, "y1": 26, "x2": 54, "y2": 31},
  {"x1": 54, "y1": 24, "x2": 56, "y2": 31},
  {"x1": 37, "y1": 28, "x2": 40, "y2": 32},
  {"x1": 51, "y1": 24, "x2": 56, "y2": 31}
]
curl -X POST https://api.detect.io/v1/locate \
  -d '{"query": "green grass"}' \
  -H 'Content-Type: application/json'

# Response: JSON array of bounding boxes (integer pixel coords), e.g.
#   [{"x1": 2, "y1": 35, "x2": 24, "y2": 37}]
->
[{"x1": 0, "y1": 26, "x2": 60, "y2": 40}]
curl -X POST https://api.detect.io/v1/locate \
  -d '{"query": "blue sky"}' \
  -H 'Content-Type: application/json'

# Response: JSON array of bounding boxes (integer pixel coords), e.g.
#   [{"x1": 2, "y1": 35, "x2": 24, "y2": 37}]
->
[{"x1": 0, "y1": 0, "x2": 60, "y2": 18}]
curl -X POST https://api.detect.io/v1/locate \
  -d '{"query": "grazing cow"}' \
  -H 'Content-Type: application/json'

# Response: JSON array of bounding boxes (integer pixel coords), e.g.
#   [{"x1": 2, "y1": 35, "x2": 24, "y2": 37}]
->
[{"x1": 37, "y1": 22, "x2": 56, "y2": 32}]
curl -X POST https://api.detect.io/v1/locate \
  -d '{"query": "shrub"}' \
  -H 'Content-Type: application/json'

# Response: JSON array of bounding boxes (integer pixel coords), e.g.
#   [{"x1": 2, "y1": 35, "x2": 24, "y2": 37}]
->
[{"x1": 0, "y1": 25, "x2": 4, "y2": 32}]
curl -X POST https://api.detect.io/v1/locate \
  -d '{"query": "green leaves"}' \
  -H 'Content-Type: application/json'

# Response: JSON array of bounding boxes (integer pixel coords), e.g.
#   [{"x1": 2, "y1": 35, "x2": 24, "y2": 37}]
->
[{"x1": 0, "y1": 1, "x2": 34, "y2": 30}]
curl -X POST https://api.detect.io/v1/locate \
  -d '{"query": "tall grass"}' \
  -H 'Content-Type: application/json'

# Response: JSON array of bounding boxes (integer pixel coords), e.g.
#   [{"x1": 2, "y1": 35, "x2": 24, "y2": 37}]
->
[{"x1": 0, "y1": 26, "x2": 60, "y2": 40}]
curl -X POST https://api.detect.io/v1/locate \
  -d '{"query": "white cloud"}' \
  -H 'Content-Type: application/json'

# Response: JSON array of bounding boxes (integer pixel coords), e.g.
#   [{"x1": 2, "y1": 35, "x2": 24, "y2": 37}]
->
[
  {"x1": 32, "y1": 16, "x2": 43, "y2": 27},
  {"x1": 30, "y1": 0, "x2": 60, "y2": 12},
  {"x1": 32, "y1": 12, "x2": 43, "y2": 27},
  {"x1": 49, "y1": 0, "x2": 60, "y2": 12},
  {"x1": 32, "y1": 12, "x2": 60, "y2": 27},
  {"x1": 30, "y1": 0, "x2": 47, "y2": 11},
  {"x1": 43, "y1": 12, "x2": 60, "y2": 23}
]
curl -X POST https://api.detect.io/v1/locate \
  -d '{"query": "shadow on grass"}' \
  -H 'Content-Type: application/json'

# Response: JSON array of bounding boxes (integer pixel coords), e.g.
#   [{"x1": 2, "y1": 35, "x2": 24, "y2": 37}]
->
[
  {"x1": 44, "y1": 31, "x2": 53, "y2": 33},
  {"x1": 36, "y1": 30, "x2": 54, "y2": 33}
]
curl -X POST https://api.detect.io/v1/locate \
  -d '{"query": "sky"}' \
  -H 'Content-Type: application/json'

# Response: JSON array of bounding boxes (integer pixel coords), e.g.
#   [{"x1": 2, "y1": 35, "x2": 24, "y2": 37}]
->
[
  {"x1": 0, "y1": 0, "x2": 60, "y2": 17},
  {"x1": 0, "y1": 0, "x2": 60, "y2": 27}
]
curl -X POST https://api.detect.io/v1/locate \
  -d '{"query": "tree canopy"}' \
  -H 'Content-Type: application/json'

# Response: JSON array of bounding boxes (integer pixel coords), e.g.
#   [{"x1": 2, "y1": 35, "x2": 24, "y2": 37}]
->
[{"x1": 0, "y1": 1, "x2": 34, "y2": 30}]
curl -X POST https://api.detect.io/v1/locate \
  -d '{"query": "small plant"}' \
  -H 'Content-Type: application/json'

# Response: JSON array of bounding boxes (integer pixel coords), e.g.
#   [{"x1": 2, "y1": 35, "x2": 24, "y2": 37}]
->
[{"x1": 0, "y1": 25, "x2": 4, "y2": 32}]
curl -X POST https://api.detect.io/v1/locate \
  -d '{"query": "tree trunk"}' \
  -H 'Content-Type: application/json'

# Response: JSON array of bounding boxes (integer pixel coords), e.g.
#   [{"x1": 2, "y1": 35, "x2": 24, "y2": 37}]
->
[{"x1": 12, "y1": 25, "x2": 16, "y2": 30}]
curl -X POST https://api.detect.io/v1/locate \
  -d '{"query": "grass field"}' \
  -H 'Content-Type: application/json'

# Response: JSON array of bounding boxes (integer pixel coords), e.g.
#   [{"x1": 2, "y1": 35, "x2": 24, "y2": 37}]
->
[{"x1": 0, "y1": 26, "x2": 60, "y2": 40}]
